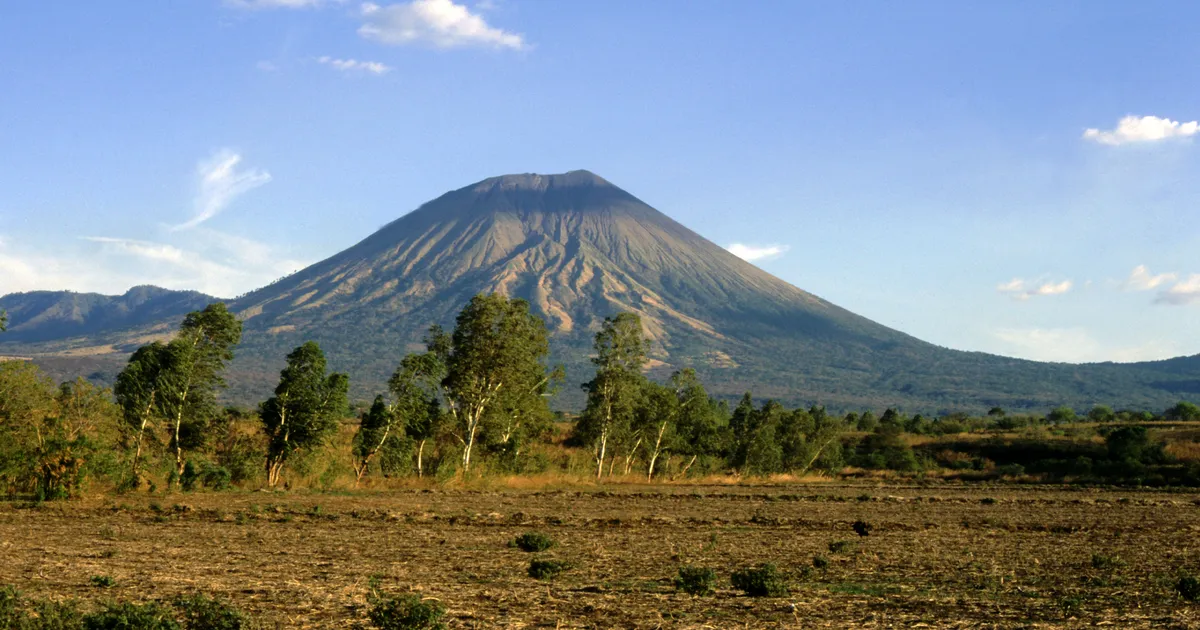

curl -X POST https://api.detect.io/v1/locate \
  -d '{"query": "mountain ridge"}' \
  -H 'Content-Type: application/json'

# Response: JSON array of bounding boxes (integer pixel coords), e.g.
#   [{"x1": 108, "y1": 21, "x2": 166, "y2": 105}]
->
[{"x1": 2, "y1": 171, "x2": 1198, "y2": 412}]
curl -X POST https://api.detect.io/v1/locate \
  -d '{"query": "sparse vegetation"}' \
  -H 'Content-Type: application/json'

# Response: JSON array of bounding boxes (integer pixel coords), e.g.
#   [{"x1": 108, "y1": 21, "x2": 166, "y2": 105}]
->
[
  {"x1": 527, "y1": 559, "x2": 571, "y2": 580},
  {"x1": 509, "y1": 532, "x2": 554, "y2": 553},
  {"x1": 674, "y1": 566, "x2": 717, "y2": 596},
  {"x1": 366, "y1": 582, "x2": 445, "y2": 630},
  {"x1": 730, "y1": 564, "x2": 788, "y2": 597}
]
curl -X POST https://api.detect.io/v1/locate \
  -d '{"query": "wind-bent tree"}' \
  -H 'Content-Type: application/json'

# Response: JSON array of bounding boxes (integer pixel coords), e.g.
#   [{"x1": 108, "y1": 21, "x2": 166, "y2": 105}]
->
[
  {"x1": 440, "y1": 294, "x2": 552, "y2": 473},
  {"x1": 113, "y1": 342, "x2": 169, "y2": 485},
  {"x1": 156, "y1": 303, "x2": 242, "y2": 479},
  {"x1": 352, "y1": 396, "x2": 396, "y2": 484},
  {"x1": 641, "y1": 368, "x2": 710, "y2": 481},
  {"x1": 576, "y1": 312, "x2": 647, "y2": 479},
  {"x1": 261, "y1": 341, "x2": 349, "y2": 487}
]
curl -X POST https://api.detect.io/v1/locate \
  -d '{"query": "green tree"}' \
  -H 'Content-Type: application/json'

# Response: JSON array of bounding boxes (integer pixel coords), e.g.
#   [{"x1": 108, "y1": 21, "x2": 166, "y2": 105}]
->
[
  {"x1": 385, "y1": 345, "x2": 447, "y2": 479},
  {"x1": 113, "y1": 342, "x2": 169, "y2": 486},
  {"x1": 157, "y1": 303, "x2": 242, "y2": 480},
  {"x1": 0, "y1": 362, "x2": 57, "y2": 495},
  {"x1": 352, "y1": 396, "x2": 398, "y2": 484},
  {"x1": 575, "y1": 312, "x2": 647, "y2": 478},
  {"x1": 1087, "y1": 405, "x2": 1116, "y2": 424},
  {"x1": 728, "y1": 393, "x2": 757, "y2": 469},
  {"x1": 1165, "y1": 401, "x2": 1200, "y2": 421},
  {"x1": 440, "y1": 295, "x2": 553, "y2": 474},
  {"x1": 0, "y1": 309, "x2": 6, "y2": 332},
  {"x1": 671, "y1": 369, "x2": 721, "y2": 477},
  {"x1": 260, "y1": 341, "x2": 349, "y2": 487},
  {"x1": 1047, "y1": 406, "x2": 1077, "y2": 425},
  {"x1": 35, "y1": 379, "x2": 120, "y2": 499}
]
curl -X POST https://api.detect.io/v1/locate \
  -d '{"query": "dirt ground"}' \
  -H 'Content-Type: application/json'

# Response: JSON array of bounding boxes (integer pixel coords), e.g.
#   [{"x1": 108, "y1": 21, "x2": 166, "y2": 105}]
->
[{"x1": 2, "y1": 483, "x2": 1200, "y2": 628}]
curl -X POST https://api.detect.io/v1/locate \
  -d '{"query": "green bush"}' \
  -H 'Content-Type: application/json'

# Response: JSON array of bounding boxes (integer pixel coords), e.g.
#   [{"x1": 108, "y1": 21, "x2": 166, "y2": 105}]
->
[
  {"x1": 673, "y1": 566, "x2": 717, "y2": 596},
  {"x1": 509, "y1": 532, "x2": 554, "y2": 553},
  {"x1": 90, "y1": 575, "x2": 116, "y2": 588},
  {"x1": 82, "y1": 602, "x2": 180, "y2": 630},
  {"x1": 1177, "y1": 575, "x2": 1200, "y2": 602},
  {"x1": 366, "y1": 589, "x2": 446, "y2": 630},
  {"x1": 172, "y1": 594, "x2": 256, "y2": 630},
  {"x1": 527, "y1": 559, "x2": 570, "y2": 580},
  {"x1": 811, "y1": 555, "x2": 830, "y2": 569},
  {"x1": 730, "y1": 564, "x2": 788, "y2": 597}
]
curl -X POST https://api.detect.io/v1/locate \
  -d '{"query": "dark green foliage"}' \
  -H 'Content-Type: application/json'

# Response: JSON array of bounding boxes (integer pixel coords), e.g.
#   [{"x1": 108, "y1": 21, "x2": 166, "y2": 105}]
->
[
  {"x1": 674, "y1": 566, "x2": 717, "y2": 596},
  {"x1": 260, "y1": 341, "x2": 350, "y2": 487},
  {"x1": 172, "y1": 594, "x2": 256, "y2": 630},
  {"x1": 527, "y1": 559, "x2": 570, "y2": 580},
  {"x1": 730, "y1": 564, "x2": 787, "y2": 597},
  {"x1": 576, "y1": 312, "x2": 647, "y2": 477},
  {"x1": 510, "y1": 532, "x2": 554, "y2": 553},
  {"x1": 1165, "y1": 401, "x2": 1200, "y2": 421},
  {"x1": 82, "y1": 602, "x2": 180, "y2": 630},
  {"x1": 851, "y1": 520, "x2": 872, "y2": 537},
  {"x1": 1177, "y1": 576, "x2": 1200, "y2": 602},
  {"x1": 365, "y1": 590, "x2": 445, "y2": 630},
  {"x1": 90, "y1": 575, "x2": 116, "y2": 588},
  {"x1": 811, "y1": 555, "x2": 830, "y2": 569},
  {"x1": 853, "y1": 423, "x2": 919, "y2": 471},
  {"x1": 828, "y1": 540, "x2": 854, "y2": 554}
]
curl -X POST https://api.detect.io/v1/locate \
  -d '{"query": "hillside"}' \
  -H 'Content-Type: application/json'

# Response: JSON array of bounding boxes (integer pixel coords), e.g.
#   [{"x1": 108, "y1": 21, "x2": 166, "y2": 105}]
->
[{"x1": 2, "y1": 170, "x2": 1198, "y2": 412}]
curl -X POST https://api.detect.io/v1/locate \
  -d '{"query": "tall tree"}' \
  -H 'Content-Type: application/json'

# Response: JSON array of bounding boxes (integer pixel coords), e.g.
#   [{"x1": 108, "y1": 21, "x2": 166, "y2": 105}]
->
[
  {"x1": 0, "y1": 309, "x2": 7, "y2": 332},
  {"x1": 261, "y1": 341, "x2": 349, "y2": 487},
  {"x1": 391, "y1": 346, "x2": 447, "y2": 478},
  {"x1": 440, "y1": 294, "x2": 552, "y2": 473},
  {"x1": 352, "y1": 396, "x2": 397, "y2": 484},
  {"x1": 157, "y1": 303, "x2": 242, "y2": 479},
  {"x1": 113, "y1": 342, "x2": 169, "y2": 486},
  {"x1": 575, "y1": 312, "x2": 647, "y2": 479}
]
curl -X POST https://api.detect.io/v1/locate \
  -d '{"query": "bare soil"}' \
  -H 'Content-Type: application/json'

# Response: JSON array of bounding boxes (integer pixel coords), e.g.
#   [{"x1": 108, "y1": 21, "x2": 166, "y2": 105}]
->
[{"x1": 2, "y1": 483, "x2": 1200, "y2": 628}]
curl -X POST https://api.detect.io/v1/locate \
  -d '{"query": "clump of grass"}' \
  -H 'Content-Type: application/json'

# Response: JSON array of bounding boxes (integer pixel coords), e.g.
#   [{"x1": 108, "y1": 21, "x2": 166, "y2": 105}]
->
[
  {"x1": 731, "y1": 564, "x2": 788, "y2": 597},
  {"x1": 1177, "y1": 575, "x2": 1200, "y2": 602},
  {"x1": 510, "y1": 532, "x2": 555, "y2": 553},
  {"x1": 812, "y1": 555, "x2": 830, "y2": 569},
  {"x1": 173, "y1": 593, "x2": 258, "y2": 630},
  {"x1": 828, "y1": 540, "x2": 855, "y2": 554},
  {"x1": 1090, "y1": 553, "x2": 1125, "y2": 570},
  {"x1": 83, "y1": 601, "x2": 180, "y2": 630},
  {"x1": 527, "y1": 559, "x2": 571, "y2": 580},
  {"x1": 90, "y1": 575, "x2": 116, "y2": 588},
  {"x1": 674, "y1": 566, "x2": 717, "y2": 596},
  {"x1": 367, "y1": 579, "x2": 446, "y2": 630},
  {"x1": 851, "y1": 520, "x2": 872, "y2": 537}
]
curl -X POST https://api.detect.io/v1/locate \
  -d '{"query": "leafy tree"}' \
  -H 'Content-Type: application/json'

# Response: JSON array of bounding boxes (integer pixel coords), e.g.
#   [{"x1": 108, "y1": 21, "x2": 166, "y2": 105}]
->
[
  {"x1": 36, "y1": 379, "x2": 120, "y2": 499},
  {"x1": 635, "y1": 380, "x2": 679, "y2": 480},
  {"x1": 1087, "y1": 405, "x2": 1116, "y2": 424},
  {"x1": 575, "y1": 312, "x2": 647, "y2": 478},
  {"x1": 671, "y1": 369, "x2": 721, "y2": 477},
  {"x1": 728, "y1": 393, "x2": 757, "y2": 469},
  {"x1": 1106, "y1": 425, "x2": 1164, "y2": 464},
  {"x1": 113, "y1": 342, "x2": 169, "y2": 486},
  {"x1": 260, "y1": 341, "x2": 349, "y2": 487},
  {"x1": 1047, "y1": 406, "x2": 1077, "y2": 425},
  {"x1": 439, "y1": 294, "x2": 553, "y2": 473},
  {"x1": 1165, "y1": 401, "x2": 1200, "y2": 421},
  {"x1": 0, "y1": 309, "x2": 6, "y2": 332},
  {"x1": 157, "y1": 303, "x2": 242, "y2": 480},
  {"x1": 352, "y1": 396, "x2": 398, "y2": 484},
  {"x1": 0, "y1": 363, "x2": 57, "y2": 495},
  {"x1": 987, "y1": 407, "x2": 1006, "y2": 418},
  {"x1": 856, "y1": 410, "x2": 878, "y2": 432},
  {"x1": 743, "y1": 401, "x2": 785, "y2": 475}
]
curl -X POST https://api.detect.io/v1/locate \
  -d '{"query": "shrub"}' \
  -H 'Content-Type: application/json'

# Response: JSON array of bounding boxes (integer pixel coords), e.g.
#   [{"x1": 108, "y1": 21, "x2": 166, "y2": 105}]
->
[
  {"x1": 1090, "y1": 554, "x2": 1125, "y2": 571},
  {"x1": 367, "y1": 587, "x2": 446, "y2": 630},
  {"x1": 812, "y1": 555, "x2": 830, "y2": 569},
  {"x1": 1177, "y1": 575, "x2": 1200, "y2": 602},
  {"x1": 90, "y1": 575, "x2": 116, "y2": 588},
  {"x1": 510, "y1": 532, "x2": 554, "y2": 553},
  {"x1": 730, "y1": 564, "x2": 788, "y2": 597},
  {"x1": 674, "y1": 566, "x2": 717, "y2": 596},
  {"x1": 173, "y1": 594, "x2": 257, "y2": 630},
  {"x1": 828, "y1": 540, "x2": 855, "y2": 554},
  {"x1": 82, "y1": 601, "x2": 180, "y2": 630},
  {"x1": 527, "y1": 559, "x2": 570, "y2": 580},
  {"x1": 851, "y1": 520, "x2": 872, "y2": 537}
]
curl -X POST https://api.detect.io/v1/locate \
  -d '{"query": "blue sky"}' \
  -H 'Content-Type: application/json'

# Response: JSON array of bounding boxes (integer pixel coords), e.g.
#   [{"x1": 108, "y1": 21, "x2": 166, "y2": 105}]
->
[{"x1": 1, "y1": 1, "x2": 1198, "y2": 362}]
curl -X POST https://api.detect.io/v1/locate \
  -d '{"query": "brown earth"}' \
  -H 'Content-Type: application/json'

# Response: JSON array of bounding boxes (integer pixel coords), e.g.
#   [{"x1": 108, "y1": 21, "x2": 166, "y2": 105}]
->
[{"x1": 2, "y1": 483, "x2": 1200, "y2": 628}]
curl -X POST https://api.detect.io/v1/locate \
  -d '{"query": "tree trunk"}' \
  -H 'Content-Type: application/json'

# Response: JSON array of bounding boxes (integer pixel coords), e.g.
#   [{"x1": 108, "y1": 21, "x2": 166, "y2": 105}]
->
[
  {"x1": 130, "y1": 394, "x2": 154, "y2": 486},
  {"x1": 595, "y1": 428, "x2": 608, "y2": 480},
  {"x1": 417, "y1": 439, "x2": 425, "y2": 478},
  {"x1": 647, "y1": 422, "x2": 668, "y2": 481},
  {"x1": 623, "y1": 436, "x2": 642, "y2": 476},
  {"x1": 675, "y1": 454, "x2": 698, "y2": 479}
]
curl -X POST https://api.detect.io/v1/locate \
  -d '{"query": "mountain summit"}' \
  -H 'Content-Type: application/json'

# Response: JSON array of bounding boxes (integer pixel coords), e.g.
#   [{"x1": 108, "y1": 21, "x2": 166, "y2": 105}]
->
[{"x1": 3, "y1": 171, "x2": 1198, "y2": 410}]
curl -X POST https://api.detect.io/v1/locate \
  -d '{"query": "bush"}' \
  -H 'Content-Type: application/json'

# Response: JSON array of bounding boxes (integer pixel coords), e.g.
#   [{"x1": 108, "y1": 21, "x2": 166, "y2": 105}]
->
[
  {"x1": 1177, "y1": 575, "x2": 1200, "y2": 602},
  {"x1": 1090, "y1": 554, "x2": 1124, "y2": 571},
  {"x1": 674, "y1": 566, "x2": 717, "y2": 596},
  {"x1": 527, "y1": 559, "x2": 570, "y2": 580},
  {"x1": 173, "y1": 594, "x2": 256, "y2": 630},
  {"x1": 730, "y1": 564, "x2": 788, "y2": 597},
  {"x1": 82, "y1": 601, "x2": 180, "y2": 630},
  {"x1": 509, "y1": 532, "x2": 554, "y2": 553},
  {"x1": 90, "y1": 575, "x2": 116, "y2": 588},
  {"x1": 811, "y1": 555, "x2": 830, "y2": 569},
  {"x1": 828, "y1": 540, "x2": 855, "y2": 554},
  {"x1": 366, "y1": 590, "x2": 446, "y2": 630}
]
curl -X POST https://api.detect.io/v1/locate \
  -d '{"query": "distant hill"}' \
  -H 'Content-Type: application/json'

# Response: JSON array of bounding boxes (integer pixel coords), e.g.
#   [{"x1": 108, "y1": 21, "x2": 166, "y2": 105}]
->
[
  {"x1": 0, "y1": 285, "x2": 216, "y2": 344},
  {"x1": 2, "y1": 171, "x2": 1198, "y2": 413}
]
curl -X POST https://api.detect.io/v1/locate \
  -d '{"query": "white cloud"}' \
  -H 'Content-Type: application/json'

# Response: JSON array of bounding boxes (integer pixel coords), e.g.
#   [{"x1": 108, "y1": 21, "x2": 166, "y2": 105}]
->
[
  {"x1": 1083, "y1": 115, "x2": 1200, "y2": 146},
  {"x1": 992, "y1": 327, "x2": 1177, "y2": 363},
  {"x1": 1122, "y1": 264, "x2": 1177, "y2": 291},
  {"x1": 996, "y1": 278, "x2": 1072, "y2": 301},
  {"x1": 175, "y1": 149, "x2": 271, "y2": 231},
  {"x1": 1156, "y1": 274, "x2": 1200, "y2": 306},
  {"x1": 317, "y1": 55, "x2": 392, "y2": 75},
  {"x1": 727, "y1": 243, "x2": 788, "y2": 262},
  {"x1": 359, "y1": 0, "x2": 526, "y2": 50}
]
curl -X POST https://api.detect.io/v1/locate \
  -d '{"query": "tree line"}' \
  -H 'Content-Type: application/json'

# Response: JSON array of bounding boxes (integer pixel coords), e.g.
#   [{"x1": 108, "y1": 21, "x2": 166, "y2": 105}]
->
[{"x1": 1, "y1": 296, "x2": 1198, "y2": 498}]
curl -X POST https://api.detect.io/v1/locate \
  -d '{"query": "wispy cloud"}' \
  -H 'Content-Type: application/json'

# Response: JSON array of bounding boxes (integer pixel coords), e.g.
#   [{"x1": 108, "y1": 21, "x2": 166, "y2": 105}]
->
[
  {"x1": 359, "y1": 0, "x2": 527, "y2": 50},
  {"x1": 996, "y1": 278, "x2": 1072, "y2": 301},
  {"x1": 175, "y1": 149, "x2": 271, "y2": 231},
  {"x1": 1156, "y1": 274, "x2": 1200, "y2": 306},
  {"x1": 317, "y1": 55, "x2": 392, "y2": 75},
  {"x1": 1083, "y1": 115, "x2": 1200, "y2": 146},
  {"x1": 992, "y1": 327, "x2": 1177, "y2": 363},
  {"x1": 1122, "y1": 264, "x2": 1177, "y2": 291},
  {"x1": 727, "y1": 243, "x2": 788, "y2": 262}
]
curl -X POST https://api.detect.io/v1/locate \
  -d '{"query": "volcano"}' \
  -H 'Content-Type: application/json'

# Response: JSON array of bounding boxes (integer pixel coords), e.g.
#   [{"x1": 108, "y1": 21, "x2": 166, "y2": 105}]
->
[{"x1": 3, "y1": 170, "x2": 1198, "y2": 412}]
